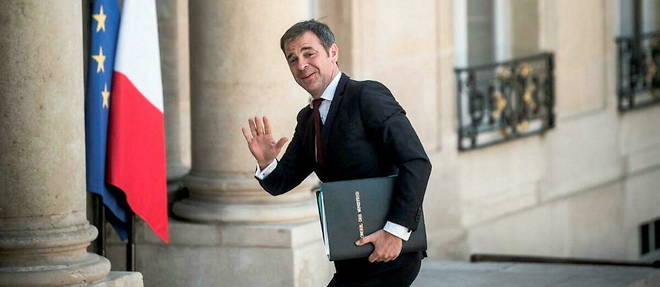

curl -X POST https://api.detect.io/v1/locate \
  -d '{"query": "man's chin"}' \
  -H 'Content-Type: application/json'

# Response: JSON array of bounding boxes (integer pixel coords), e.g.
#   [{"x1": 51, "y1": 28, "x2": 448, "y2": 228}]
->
[{"x1": 298, "y1": 83, "x2": 320, "y2": 96}]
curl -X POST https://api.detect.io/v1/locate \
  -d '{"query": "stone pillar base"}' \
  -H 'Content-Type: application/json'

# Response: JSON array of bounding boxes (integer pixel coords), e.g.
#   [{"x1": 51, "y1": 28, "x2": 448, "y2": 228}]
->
[
  {"x1": 166, "y1": 165, "x2": 189, "y2": 204},
  {"x1": 0, "y1": 260, "x2": 143, "y2": 287},
  {"x1": 105, "y1": 218, "x2": 333, "y2": 287},
  {"x1": 0, "y1": 254, "x2": 109, "y2": 287},
  {"x1": 91, "y1": 272, "x2": 144, "y2": 287},
  {"x1": 172, "y1": 174, "x2": 319, "y2": 223},
  {"x1": 172, "y1": 198, "x2": 318, "y2": 223}
]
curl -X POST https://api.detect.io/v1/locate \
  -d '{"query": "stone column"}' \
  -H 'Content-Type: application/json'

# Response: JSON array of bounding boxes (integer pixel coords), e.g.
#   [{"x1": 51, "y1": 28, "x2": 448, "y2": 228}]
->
[
  {"x1": 432, "y1": 0, "x2": 468, "y2": 260},
  {"x1": 156, "y1": 0, "x2": 192, "y2": 203},
  {"x1": 0, "y1": 2, "x2": 127, "y2": 286},
  {"x1": 172, "y1": 0, "x2": 318, "y2": 223}
]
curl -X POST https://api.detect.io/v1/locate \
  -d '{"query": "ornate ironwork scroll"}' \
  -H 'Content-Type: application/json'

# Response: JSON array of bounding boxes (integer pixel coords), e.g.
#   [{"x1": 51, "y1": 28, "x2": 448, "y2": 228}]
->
[
  {"x1": 455, "y1": 53, "x2": 555, "y2": 151},
  {"x1": 616, "y1": 32, "x2": 660, "y2": 111}
]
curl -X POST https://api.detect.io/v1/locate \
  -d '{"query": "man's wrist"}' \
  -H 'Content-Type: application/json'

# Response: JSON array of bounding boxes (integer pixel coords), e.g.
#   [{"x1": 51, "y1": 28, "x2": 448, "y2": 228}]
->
[
  {"x1": 383, "y1": 221, "x2": 412, "y2": 241},
  {"x1": 255, "y1": 160, "x2": 278, "y2": 180},
  {"x1": 258, "y1": 160, "x2": 274, "y2": 170}
]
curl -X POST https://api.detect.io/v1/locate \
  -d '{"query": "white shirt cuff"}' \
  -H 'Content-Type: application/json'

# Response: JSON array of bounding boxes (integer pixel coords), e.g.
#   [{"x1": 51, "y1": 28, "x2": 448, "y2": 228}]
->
[
  {"x1": 383, "y1": 221, "x2": 412, "y2": 241},
  {"x1": 254, "y1": 160, "x2": 278, "y2": 180}
]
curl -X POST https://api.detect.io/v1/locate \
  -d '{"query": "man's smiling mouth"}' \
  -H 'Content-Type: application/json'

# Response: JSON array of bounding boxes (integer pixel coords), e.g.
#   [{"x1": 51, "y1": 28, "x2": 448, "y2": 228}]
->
[{"x1": 300, "y1": 72, "x2": 316, "y2": 81}]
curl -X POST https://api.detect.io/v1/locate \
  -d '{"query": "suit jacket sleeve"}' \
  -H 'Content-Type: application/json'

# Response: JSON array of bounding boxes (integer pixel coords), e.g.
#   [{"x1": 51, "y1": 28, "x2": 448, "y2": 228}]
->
[
  {"x1": 359, "y1": 81, "x2": 432, "y2": 231},
  {"x1": 257, "y1": 108, "x2": 315, "y2": 196}
]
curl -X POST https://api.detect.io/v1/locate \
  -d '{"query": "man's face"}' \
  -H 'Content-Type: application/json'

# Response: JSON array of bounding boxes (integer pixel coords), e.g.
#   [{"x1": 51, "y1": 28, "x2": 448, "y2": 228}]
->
[{"x1": 284, "y1": 31, "x2": 339, "y2": 98}]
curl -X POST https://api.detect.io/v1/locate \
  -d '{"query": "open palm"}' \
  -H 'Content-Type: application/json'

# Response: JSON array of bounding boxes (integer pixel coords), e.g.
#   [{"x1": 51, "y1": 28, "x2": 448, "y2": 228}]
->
[{"x1": 241, "y1": 116, "x2": 288, "y2": 169}]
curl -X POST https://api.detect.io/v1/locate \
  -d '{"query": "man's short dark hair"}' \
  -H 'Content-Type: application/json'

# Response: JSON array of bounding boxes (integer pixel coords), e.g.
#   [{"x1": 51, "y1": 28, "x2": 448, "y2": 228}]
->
[{"x1": 280, "y1": 19, "x2": 336, "y2": 54}]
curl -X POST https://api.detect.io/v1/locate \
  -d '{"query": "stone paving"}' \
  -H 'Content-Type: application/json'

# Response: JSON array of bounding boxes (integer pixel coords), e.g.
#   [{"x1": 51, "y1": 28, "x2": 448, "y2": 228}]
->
[{"x1": 413, "y1": 260, "x2": 660, "y2": 287}]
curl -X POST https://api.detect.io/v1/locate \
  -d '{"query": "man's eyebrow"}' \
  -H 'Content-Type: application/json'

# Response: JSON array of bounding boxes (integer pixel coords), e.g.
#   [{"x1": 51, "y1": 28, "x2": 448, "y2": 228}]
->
[
  {"x1": 300, "y1": 46, "x2": 316, "y2": 52},
  {"x1": 286, "y1": 46, "x2": 317, "y2": 60}
]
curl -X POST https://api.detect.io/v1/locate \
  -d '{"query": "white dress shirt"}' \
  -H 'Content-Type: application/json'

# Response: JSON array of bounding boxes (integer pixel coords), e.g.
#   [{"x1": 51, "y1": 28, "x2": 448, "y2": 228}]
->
[{"x1": 255, "y1": 72, "x2": 412, "y2": 241}]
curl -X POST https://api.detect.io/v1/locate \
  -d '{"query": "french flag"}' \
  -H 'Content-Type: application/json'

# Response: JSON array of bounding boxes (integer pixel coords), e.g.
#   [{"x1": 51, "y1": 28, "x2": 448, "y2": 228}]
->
[{"x1": 108, "y1": 0, "x2": 169, "y2": 243}]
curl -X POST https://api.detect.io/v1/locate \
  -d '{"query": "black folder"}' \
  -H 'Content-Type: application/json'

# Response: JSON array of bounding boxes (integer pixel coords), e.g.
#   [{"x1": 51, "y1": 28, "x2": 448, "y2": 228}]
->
[{"x1": 316, "y1": 176, "x2": 427, "y2": 261}]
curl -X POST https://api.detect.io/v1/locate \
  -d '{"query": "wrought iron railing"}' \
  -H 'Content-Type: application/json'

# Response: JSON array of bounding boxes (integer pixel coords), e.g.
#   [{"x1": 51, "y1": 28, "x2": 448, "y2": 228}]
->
[
  {"x1": 455, "y1": 53, "x2": 555, "y2": 151},
  {"x1": 616, "y1": 31, "x2": 660, "y2": 111}
]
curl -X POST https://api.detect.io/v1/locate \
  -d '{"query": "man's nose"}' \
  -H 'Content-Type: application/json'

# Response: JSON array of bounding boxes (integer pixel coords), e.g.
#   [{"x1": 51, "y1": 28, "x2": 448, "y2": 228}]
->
[{"x1": 297, "y1": 59, "x2": 307, "y2": 71}]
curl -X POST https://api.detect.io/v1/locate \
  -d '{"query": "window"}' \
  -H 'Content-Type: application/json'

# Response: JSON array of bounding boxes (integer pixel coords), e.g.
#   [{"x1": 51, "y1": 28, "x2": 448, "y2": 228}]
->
[
  {"x1": 640, "y1": 218, "x2": 660, "y2": 259},
  {"x1": 454, "y1": 0, "x2": 553, "y2": 150},
  {"x1": 616, "y1": 0, "x2": 660, "y2": 111}
]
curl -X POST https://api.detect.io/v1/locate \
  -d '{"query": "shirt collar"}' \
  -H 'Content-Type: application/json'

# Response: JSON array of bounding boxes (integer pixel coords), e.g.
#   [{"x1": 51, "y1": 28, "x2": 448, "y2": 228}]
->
[{"x1": 311, "y1": 72, "x2": 342, "y2": 109}]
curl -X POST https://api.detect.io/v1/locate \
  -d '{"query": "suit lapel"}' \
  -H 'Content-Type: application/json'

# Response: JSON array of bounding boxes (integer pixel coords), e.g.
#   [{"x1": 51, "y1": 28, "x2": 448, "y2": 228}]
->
[{"x1": 321, "y1": 73, "x2": 349, "y2": 152}]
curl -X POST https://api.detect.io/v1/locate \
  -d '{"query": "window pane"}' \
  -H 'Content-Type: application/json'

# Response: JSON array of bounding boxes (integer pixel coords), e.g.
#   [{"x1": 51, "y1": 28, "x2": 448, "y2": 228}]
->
[
  {"x1": 654, "y1": 220, "x2": 660, "y2": 251},
  {"x1": 641, "y1": 223, "x2": 650, "y2": 255}
]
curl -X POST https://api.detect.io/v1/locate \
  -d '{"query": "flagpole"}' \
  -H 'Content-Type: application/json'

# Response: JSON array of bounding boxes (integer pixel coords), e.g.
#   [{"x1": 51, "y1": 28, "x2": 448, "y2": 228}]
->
[
  {"x1": 127, "y1": 211, "x2": 136, "y2": 271},
  {"x1": 94, "y1": 194, "x2": 106, "y2": 257}
]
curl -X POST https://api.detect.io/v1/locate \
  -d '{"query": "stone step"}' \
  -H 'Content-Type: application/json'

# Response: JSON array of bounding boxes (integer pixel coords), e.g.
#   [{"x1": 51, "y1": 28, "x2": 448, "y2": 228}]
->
[
  {"x1": 90, "y1": 272, "x2": 144, "y2": 287},
  {"x1": 413, "y1": 260, "x2": 660, "y2": 287}
]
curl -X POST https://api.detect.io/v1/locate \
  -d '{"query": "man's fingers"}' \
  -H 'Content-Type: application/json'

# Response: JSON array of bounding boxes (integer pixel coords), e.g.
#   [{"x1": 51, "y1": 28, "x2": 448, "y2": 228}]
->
[
  {"x1": 383, "y1": 254, "x2": 397, "y2": 262},
  {"x1": 355, "y1": 233, "x2": 375, "y2": 246},
  {"x1": 255, "y1": 116, "x2": 265, "y2": 135},
  {"x1": 275, "y1": 137, "x2": 289, "y2": 149},
  {"x1": 367, "y1": 251, "x2": 396, "y2": 263},
  {"x1": 368, "y1": 251, "x2": 389, "y2": 263},
  {"x1": 362, "y1": 230, "x2": 402, "y2": 263},
  {"x1": 263, "y1": 116, "x2": 272, "y2": 135},
  {"x1": 368, "y1": 252, "x2": 379, "y2": 263},
  {"x1": 355, "y1": 238, "x2": 366, "y2": 246},
  {"x1": 248, "y1": 118, "x2": 258, "y2": 137},
  {"x1": 241, "y1": 127, "x2": 253, "y2": 143}
]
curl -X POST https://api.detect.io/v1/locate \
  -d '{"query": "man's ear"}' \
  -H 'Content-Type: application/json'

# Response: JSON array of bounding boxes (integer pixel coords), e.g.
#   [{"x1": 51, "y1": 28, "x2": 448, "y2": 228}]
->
[{"x1": 330, "y1": 43, "x2": 339, "y2": 62}]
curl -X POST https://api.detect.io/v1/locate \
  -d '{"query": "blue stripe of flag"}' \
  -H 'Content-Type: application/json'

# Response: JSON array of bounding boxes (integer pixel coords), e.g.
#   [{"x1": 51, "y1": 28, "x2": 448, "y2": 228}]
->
[{"x1": 84, "y1": 0, "x2": 128, "y2": 240}]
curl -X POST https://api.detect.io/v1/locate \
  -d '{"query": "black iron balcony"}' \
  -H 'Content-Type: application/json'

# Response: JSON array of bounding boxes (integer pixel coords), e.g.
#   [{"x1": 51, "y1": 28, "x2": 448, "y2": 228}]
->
[
  {"x1": 455, "y1": 53, "x2": 555, "y2": 151},
  {"x1": 616, "y1": 31, "x2": 660, "y2": 111}
]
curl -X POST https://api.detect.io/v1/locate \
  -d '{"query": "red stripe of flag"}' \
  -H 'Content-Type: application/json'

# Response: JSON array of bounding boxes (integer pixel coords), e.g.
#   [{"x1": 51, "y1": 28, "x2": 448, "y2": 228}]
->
[{"x1": 108, "y1": 71, "x2": 168, "y2": 243}]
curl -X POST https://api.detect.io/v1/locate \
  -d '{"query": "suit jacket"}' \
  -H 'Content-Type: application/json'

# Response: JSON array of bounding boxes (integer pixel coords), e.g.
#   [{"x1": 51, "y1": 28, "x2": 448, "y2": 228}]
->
[{"x1": 258, "y1": 73, "x2": 432, "y2": 276}]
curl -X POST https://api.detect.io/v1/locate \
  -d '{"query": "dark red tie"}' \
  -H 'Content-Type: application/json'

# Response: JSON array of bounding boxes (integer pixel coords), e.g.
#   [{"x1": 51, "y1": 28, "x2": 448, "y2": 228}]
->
[{"x1": 312, "y1": 99, "x2": 324, "y2": 167}]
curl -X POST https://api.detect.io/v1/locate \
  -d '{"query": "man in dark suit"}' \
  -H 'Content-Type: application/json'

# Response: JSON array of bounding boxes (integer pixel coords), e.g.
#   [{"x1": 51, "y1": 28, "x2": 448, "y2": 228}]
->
[{"x1": 241, "y1": 20, "x2": 431, "y2": 287}]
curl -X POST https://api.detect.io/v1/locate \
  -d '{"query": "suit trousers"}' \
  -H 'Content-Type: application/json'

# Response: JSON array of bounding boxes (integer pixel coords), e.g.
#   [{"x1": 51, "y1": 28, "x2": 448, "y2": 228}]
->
[{"x1": 327, "y1": 254, "x2": 422, "y2": 287}]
